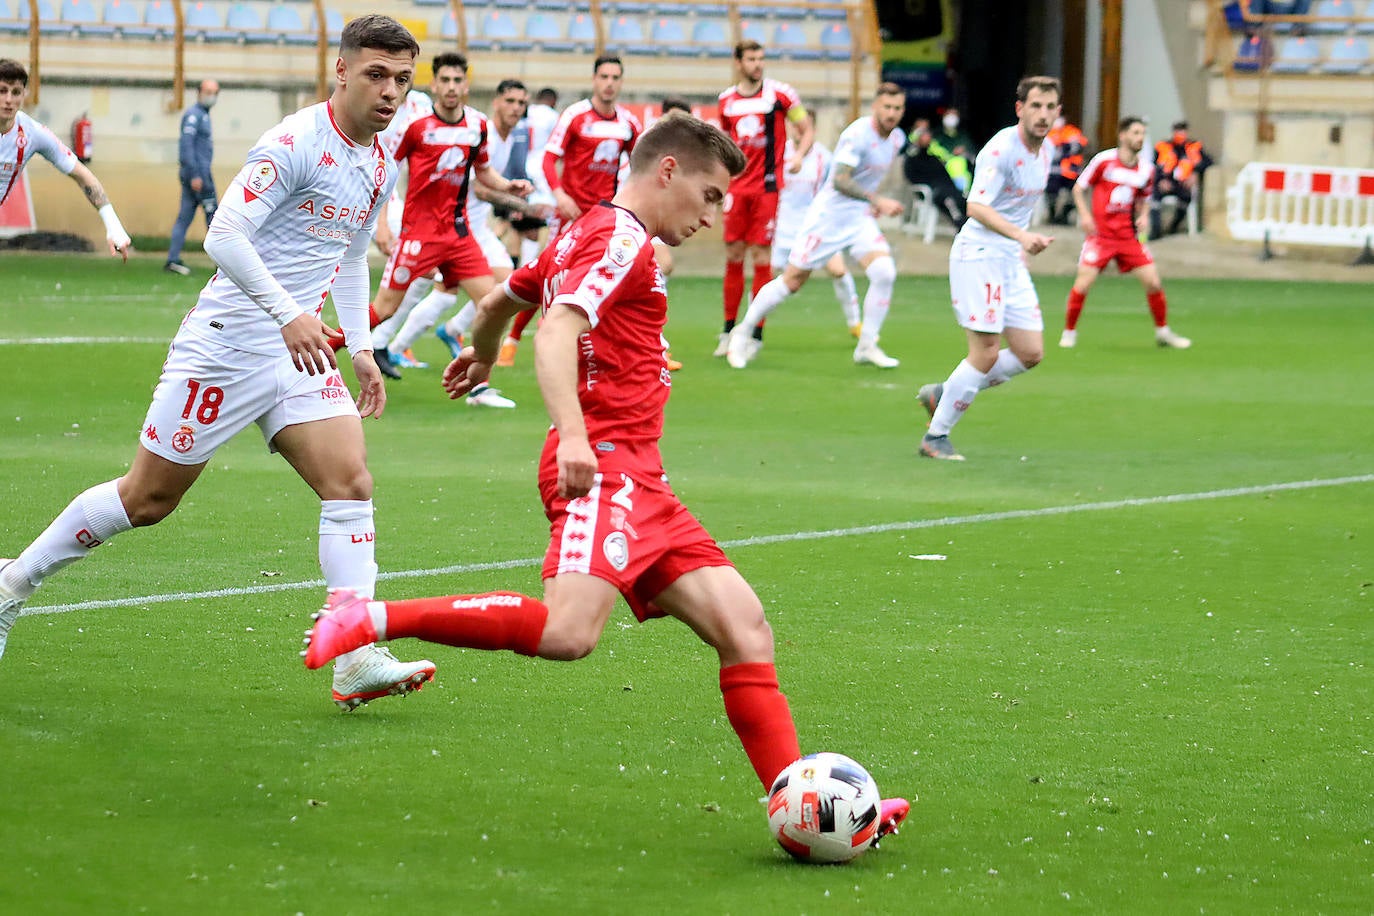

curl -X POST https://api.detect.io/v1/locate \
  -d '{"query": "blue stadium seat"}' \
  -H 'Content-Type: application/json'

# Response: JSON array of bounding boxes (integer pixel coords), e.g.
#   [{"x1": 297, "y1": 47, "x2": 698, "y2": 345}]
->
[
  {"x1": 440, "y1": 8, "x2": 459, "y2": 39},
  {"x1": 35, "y1": 0, "x2": 64, "y2": 35},
  {"x1": 690, "y1": 17, "x2": 730, "y2": 56},
  {"x1": 773, "y1": 3, "x2": 806, "y2": 19},
  {"x1": 182, "y1": 1, "x2": 221, "y2": 39},
  {"x1": 737, "y1": 4, "x2": 771, "y2": 18},
  {"x1": 690, "y1": 3, "x2": 728, "y2": 15},
  {"x1": 524, "y1": 10, "x2": 567, "y2": 49},
  {"x1": 1233, "y1": 31, "x2": 1271, "y2": 69},
  {"x1": 306, "y1": 7, "x2": 342, "y2": 42},
  {"x1": 268, "y1": 3, "x2": 311, "y2": 43},
  {"x1": 1270, "y1": 34, "x2": 1321, "y2": 70},
  {"x1": 63, "y1": 0, "x2": 114, "y2": 35},
  {"x1": 1308, "y1": 0, "x2": 1355, "y2": 32},
  {"x1": 1320, "y1": 33, "x2": 1370, "y2": 70},
  {"x1": 1357, "y1": 0, "x2": 1374, "y2": 32},
  {"x1": 1222, "y1": 1, "x2": 1246, "y2": 29},
  {"x1": 0, "y1": 0, "x2": 24, "y2": 35},
  {"x1": 567, "y1": 12, "x2": 596, "y2": 49},
  {"x1": 223, "y1": 2, "x2": 272, "y2": 42},
  {"x1": 608, "y1": 14, "x2": 655, "y2": 54},
  {"x1": 482, "y1": 9, "x2": 532, "y2": 49},
  {"x1": 811, "y1": 5, "x2": 848, "y2": 20},
  {"x1": 738, "y1": 18, "x2": 766, "y2": 43},
  {"x1": 651, "y1": 16, "x2": 691, "y2": 55},
  {"x1": 607, "y1": 0, "x2": 652, "y2": 12},
  {"x1": 140, "y1": 0, "x2": 174, "y2": 37},
  {"x1": 772, "y1": 20, "x2": 820, "y2": 58},
  {"x1": 819, "y1": 21, "x2": 852, "y2": 59},
  {"x1": 101, "y1": 0, "x2": 143, "y2": 35}
]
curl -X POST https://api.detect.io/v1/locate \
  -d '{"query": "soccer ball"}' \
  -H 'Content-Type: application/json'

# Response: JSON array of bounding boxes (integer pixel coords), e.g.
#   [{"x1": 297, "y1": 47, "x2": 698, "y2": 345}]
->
[{"x1": 767, "y1": 752, "x2": 882, "y2": 863}]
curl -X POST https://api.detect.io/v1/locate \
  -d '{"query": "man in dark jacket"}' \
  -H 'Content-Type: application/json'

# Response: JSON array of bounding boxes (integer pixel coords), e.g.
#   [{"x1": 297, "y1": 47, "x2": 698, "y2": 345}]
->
[
  {"x1": 903, "y1": 118, "x2": 966, "y2": 231},
  {"x1": 165, "y1": 79, "x2": 218, "y2": 275}
]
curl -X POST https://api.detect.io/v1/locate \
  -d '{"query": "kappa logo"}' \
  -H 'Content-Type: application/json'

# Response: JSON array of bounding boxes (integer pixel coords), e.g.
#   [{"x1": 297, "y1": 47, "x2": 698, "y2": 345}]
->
[
  {"x1": 275, "y1": 133, "x2": 295, "y2": 149},
  {"x1": 143, "y1": 424, "x2": 160, "y2": 443},
  {"x1": 318, "y1": 150, "x2": 338, "y2": 167}
]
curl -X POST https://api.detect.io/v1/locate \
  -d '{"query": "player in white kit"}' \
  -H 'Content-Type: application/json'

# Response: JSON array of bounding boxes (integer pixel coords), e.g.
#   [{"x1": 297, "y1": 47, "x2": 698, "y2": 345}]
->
[
  {"x1": 0, "y1": 58, "x2": 131, "y2": 259},
  {"x1": 769, "y1": 114, "x2": 861, "y2": 337},
  {"x1": 917, "y1": 76, "x2": 1060, "y2": 461},
  {"x1": 0, "y1": 16, "x2": 439, "y2": 709},
  {"x1": 725, "y1": 83, "x2": 907, "y2": 370}
]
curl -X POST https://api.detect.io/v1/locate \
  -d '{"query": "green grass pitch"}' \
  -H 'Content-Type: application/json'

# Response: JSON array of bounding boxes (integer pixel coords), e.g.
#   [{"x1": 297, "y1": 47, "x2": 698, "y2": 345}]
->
[{"x1": 0, "y1": 253, "x2": 1370, "y2": 914}]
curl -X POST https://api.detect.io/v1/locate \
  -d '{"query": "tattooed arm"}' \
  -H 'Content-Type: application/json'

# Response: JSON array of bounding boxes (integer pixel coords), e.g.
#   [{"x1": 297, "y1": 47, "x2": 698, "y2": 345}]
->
[
  {"x1": 831, "y1": 163, "x2": 904, "y2": 218},
  {"x1": 68, "y1": 163, "x2": 132, "y2": 259}
]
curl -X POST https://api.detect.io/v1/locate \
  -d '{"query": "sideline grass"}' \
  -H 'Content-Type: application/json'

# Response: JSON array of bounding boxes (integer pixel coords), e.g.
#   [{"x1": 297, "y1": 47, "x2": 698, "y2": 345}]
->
[{"x1": 1, "y1": 253, "x2": 1371, "y2": 914}]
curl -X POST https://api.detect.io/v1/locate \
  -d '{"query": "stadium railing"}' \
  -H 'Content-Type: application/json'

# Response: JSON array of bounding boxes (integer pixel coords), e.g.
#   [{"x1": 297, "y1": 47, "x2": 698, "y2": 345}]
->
[{"x1": 1227, "y1": 161, "x2": 1374, "y2": 261}]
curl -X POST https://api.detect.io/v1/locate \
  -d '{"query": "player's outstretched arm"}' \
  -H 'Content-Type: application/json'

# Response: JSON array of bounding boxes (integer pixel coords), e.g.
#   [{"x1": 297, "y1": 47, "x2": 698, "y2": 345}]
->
[
  {"x1": 67, "y1": 163, "x2": 131, "y2": 260},
  {"x1": 535, "y1": 305, "x2": 597, "y2": 500},
  {"x1": 966, "y1": 201, "x2": 1054, "y2": 255}
]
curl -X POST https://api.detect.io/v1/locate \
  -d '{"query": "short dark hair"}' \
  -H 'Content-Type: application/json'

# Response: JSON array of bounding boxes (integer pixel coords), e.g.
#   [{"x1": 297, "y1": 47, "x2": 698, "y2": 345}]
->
[
  {"x1": 660, "y1": 96, "x2": 691, "y2": 115},
  {"x1": 1118, "y1": 115, "x2": 1145, "y2": 133},
  {"x1": 630, "y1": 110, "x2": 745, "y2": 178},
  {"x1": 536, "y1": 87, "x2": 557, "y2": 105},
  {"x1": 340, "y1": 14, "x2": 419, "y2": 58},
  {"x1": 593, "y1": 54, "x2": 623, "y2": 74},
  {"x1": 1172, "y1": 120, "x2": 1189, "y2": 132},
  {"x1": 433, "y1": 51, "x2": 468, "y2": 74},
  {"x1": 495, "y1": 79, "x2": 527, "y2": 96},
  {"x1": 0, "y1": 58, "x2": 28, "y2": 86},
  {"x1": 1016, "y1": 75, "x2": 1062, "y2": 103},
  {"x1": 734, "y1": 39, "x2": 763, "y2": 59},
  {"x1": 875, "y1": 82, "x2": 905, "y2": 100}
]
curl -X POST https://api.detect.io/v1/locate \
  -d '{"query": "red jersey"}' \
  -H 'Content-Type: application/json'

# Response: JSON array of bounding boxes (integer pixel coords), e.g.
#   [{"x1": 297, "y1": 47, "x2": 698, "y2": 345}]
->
[
  {"x1": 718, "y1": 79, "x2": 803, "y2": 195},
  {"x1": 1076, "y1": 149, "x2": 1154, "y2": 241},
  {"x1": 393, "y1": 107, "x2": 489, "y2": 238},
  {"x1": 542, "y1": 100, "x2": 642, "y2": 214},
  {"x1": 505, "y1": 201, "x2": 671, "y2": 481}
]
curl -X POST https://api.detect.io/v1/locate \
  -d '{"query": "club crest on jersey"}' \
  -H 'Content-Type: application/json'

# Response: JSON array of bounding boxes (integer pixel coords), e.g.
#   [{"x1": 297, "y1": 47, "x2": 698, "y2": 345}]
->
[
  {"x1": 171, "y1": 425, "x2": 196, "y2": 454},
  {"x1": 243, "y1": 160, "x2": 279, "y2": 203},
  {"x1": 602, "y1": 531, "x2": 629, "y2": 571},
  {"x1": 374, "y1": 161, "x2": 387, "y2": 188},
  {"x1": 607, "y1": 233, "x2": 639, "y2": 267}
]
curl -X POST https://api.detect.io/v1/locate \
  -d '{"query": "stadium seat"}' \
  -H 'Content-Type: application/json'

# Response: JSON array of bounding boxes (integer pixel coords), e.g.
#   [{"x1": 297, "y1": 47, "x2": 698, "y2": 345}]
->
[
  {"x1": 691, "y1": 3, "x2": 728, "y2": 16},
  {"x1": 224, "y1": 2, "x2": 272, "y2": 43},
  {"x1": 139, "y1": 0, "x2": 174, "y2": 38},
  {"x1": 32, "y1": 0, "x2": 63, "y2": 35},
  {"x1": 737, "y1": 4, "x2": 771, "y2": 18},
  {"x1": 63, "y1": 0, "x2": 114, "y2": 35},
  {"x1": 525, "y1": 10, "x2": 573, "y2": 51},
  {"x1": 182, "y1": 1, "x2": 221, "y2": 39},
  {"x1": 481, "y1": 10, "x2": 532, "y2": 49},
  {"x1": 1308, "y1": 0, "x2": 1355, "y2": 32},
  {"x1": 739, "y1": 18, "x2": 766, "y2": 43},
  {"x1": 1270, "y1": 34, "x2": 1321, "y2": 70},
  {"x1": 269, "y1": 3, "x2": 312, "y2": 44},
  {"x1": 100, "y1": 0, "x2": 143, "y2": 36},
  {"x1": 608, "y1": 14, "x2": 655, "y2": 54},
  {"x1": 691, "y1": 17, "x2": 730, "y2": 56},
  {"x1": 606, "y1": 0, "x2": 652, "y2": 13},
  {"x1": 773, "y1": 3, "x2": 807, "y2": 19},
  {"x1": 771, "y1": 20, "x2": 821, "y2": 59},
  {"x1": 652, "y1": 16, "x2": 692, "y2": 56},
  {"x1": 567, "y1": 11, "x2": 596, "y2": 50},
  {"x1": 1233, "y1": 31, "x2": 1271, "y2": 69},
  {"x1": 819, "y1": 21, "x2": 852, "y2": 59},
  {"x1": 306, "y1": 7, "x2": 342, "y2": 42},
  {"x1": 1320, "y1": 34, "x2": 1370, "y2": 70},
  {"x1": 1222, "y1": 1, "x2": 1246, "y2": 29},
  {"x1": 811, "y1": 5, "x2": 848, "y2": 20},
  {"x1": 1357, "y1": 0, "x2": 1374, "y2": 32},
  {"x1": 0, "y1": 0, "x2": 24, "y2": 35}
]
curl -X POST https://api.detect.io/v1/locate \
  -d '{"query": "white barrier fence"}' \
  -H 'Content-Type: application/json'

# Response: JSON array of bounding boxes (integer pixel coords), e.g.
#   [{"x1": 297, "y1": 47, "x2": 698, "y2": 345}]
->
[{"x1": 1227, "y1": 162, "x2": 1374, "y2": 262}]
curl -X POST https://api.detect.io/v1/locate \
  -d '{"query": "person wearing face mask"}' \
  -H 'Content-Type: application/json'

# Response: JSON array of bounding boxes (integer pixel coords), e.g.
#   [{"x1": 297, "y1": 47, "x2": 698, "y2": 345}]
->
[
  {"x1": 936, "y1": 106, "x2": 974, "y2": 191},
  {"x1": 1150, "y1": 120, "x2": 1211, "y2": 239},
  {"x1": 165, "y1": 78, "x2": 220, "y2": 275}
]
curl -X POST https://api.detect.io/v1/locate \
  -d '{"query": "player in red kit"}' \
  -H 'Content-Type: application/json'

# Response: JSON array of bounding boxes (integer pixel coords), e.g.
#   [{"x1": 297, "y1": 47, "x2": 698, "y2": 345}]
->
[
  {"x1": 1060, "y1": 116, "x2": 1190, "y2": 350},
  {"x1": 714, "y1": 40, "x2": 811, "y2": 357},
  {"x1": 500, "y1": 55, "x2": 643, "y2": 367},
  {"x1": 301, "y1": 112, "x2": 910, "y2": 844},
  {"x1": 368, "y1": 52, "x2": 532, "y2": 377}
]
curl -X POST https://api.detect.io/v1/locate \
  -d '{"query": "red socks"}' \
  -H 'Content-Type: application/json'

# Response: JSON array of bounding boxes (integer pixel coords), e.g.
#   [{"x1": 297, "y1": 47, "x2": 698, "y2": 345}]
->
[
  {"x1": 1065, "y1": 288, "x2": 1086, "y2": 330},
  {"x1": 720, "y1": 662, "x2": 802, "y2": 790},
  {"x1": 723, "y1": 260, "x2": 745, "y2": 323},
  {"x1": 1147, "y1": 290, "x2": 1168, "y2": 327},
  {"x1": 751, "y1": 263, "x2": 772, "y2": 299},
  {"x1": 383, "y1": 591, "x2": 548, "y2": 657},
  {"x1": 508, "y1": 307, "x2": 536, "y2": 342}
]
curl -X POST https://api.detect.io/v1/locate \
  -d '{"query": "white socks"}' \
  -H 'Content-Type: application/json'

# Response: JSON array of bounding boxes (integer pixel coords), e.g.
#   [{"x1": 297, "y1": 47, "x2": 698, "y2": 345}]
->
[
  {"x1": 832, "y1": 273, "x2": 860, "y2": 327},
  {"x1": 858, "y1": 257, "x2": 896, "y2": 350},
  {"x1": 444, "y1": 300, "x2": 478, "y2": 339},
  {"x1": 519, "y1": 236, "x2": 540, "y2": 267},
  {"x1": 984, "y1": 348, "x2": 1028, "y2": 388},
  {"x1": 319, "y1": 499, "x2": 378, "y2": 667},
  {"x1": 392, "y1": 287, "x2": 458, "y2": 353},
  {"x1": 11, "y1": 480, "x2": 132, "y2": 597},
  {"x1": 372, "y1": 277, "x2": 434, "y2": 350},
  {"x1": 929, "y1": 360, "x2": 988, "y2": 436},
  {"x1": 737, "y1": 276, "x2": 792, "y2": 334}
]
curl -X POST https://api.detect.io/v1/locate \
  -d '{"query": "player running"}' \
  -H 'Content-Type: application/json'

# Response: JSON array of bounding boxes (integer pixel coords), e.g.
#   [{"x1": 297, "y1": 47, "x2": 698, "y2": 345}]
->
[
  {"x1": 726, "y1": 83, "x2": 908, "y2": 370},
  {"x1": 917, "y1": 76, "x2": 1060, "y2": 461},
  {"x1": 299, "y1": 112, "x2": 910, "y2": 844},
  {"x1": 714, "y1": 39, "x2": 812, "y2": 357},
  {"x1": 0, "y1": 16, "x2": 438, "y2": 709},
  {"x1": 1060, "y1": 116, "x2": 1191, "y2": 350},
  {"x1": 0, "y1": 58, "x2": 131, "y2": 259}
]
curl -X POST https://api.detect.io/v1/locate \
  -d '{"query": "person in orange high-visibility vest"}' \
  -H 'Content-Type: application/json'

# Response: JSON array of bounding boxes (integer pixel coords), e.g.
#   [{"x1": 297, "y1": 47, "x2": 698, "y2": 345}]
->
[
  {"x1": 1046, "y1": 116, "x2": 1088, "y2": 224},
  {"x1": 1150, "y1": 120, "x2": 1211, "y2": 239}
]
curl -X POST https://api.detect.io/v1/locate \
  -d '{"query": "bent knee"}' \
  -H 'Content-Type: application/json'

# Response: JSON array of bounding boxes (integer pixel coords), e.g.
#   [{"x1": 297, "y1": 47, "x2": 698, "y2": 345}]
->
[
  {"x1": 1018, "y1": 349, "x2": 1045, "y2": 369},
  {"x1": 120, "y1": 491, "x2": 180, "y2": 528},
  {"x1": 322, "y1": 466, "x2": 373, "y2": 502},
  {"x1": 538, "y1": 628, "x2": 600, "y2": 661},
  {"x1": 717, "y1": 599, "x2": 776, "y2": 663}
]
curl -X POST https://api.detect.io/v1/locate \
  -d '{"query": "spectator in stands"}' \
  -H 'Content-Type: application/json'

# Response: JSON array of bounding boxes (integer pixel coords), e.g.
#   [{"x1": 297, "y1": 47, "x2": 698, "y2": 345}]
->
[
  {"x1": 1046, "y1": 115, "x2": 1088, "y2": 224},
  {"x1": 935, "y1": 106, "x2": 974, "y2": 192},
  {"x1": 165, "y1": 79, "x2": 219, "y2": 276},
  {"x1": 0, "y1": 58, "x2": 131, "y2": 259},
  {"x1": 1150, "y1": 120, "x2": 1212, "y2": 239},
  {"x1": 902, "y1": 118, "x2": 967, "y2": 231}
]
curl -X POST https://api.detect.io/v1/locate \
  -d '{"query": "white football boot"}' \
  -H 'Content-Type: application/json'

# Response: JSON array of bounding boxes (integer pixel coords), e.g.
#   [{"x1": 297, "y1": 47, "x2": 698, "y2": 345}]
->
[
  {"x1": 1155, "y1": 327, "x2": 1192, "y2": 349},
  {"x1": 331, "y1": 643, "x2": 436, "y2": 711},
  {"x1": 0, "y1": 559, "x2": 28, "y2": 662},
  {"x1": 467, "y1": 384, "x2": 517, "y2": 408},
  {"x1": 853, "y1": 342, "x2": 900, "y2": 369}
]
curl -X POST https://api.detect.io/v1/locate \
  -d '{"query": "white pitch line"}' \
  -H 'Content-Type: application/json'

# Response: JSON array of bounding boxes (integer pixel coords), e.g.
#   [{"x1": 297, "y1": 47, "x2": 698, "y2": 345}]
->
[
  {"x1": 19, "y1": 473, "x2": 1373, "y2": 618},
  {"x1": 0, "y1": 336, "x2": 167, "y2": 345}
]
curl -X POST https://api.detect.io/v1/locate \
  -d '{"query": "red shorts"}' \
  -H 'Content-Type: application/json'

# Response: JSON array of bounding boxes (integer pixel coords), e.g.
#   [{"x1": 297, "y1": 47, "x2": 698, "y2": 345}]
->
[
  {"x1": 723, "y1": 188, "x2": 778, "y2": 247},
  {"x1": 380, "y1": 232, "x2": 490, "y2": 291},
  {"x1": 540, "y1": 470, "x2": 733, "y2": 621},
  {"x1": 1079, "y1": 235, "x2": 1154, "y2": 273}
]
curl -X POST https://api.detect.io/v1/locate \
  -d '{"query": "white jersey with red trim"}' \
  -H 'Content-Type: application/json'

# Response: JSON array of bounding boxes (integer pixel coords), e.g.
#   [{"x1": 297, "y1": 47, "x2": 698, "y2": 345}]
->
[
  {"x1": 186, "y1": 102, "x2": 398, "y2": 356},
  {"x1": 809, "y1": 117, "x2": 904, "y2": 225},
  {"x1": 0, "y1": 111, "x2": 79, "y2": 205},
  {"x1": 776, "y1": 140, "x2": 831, "y2": 235},
  {"x1": 959, "y1": 125, "x2": 1054, "y2": 256}
]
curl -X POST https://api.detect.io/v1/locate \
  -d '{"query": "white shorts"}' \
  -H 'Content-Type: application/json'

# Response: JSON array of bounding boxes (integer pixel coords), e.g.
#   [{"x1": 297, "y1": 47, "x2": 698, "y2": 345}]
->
[
  {"x1": 948, "y1": 239, "x2": 1043, "y2": 334},
  {"x1": 139, "y1": 330, "x2": 358, "y2": 465},
  {"x1": 787, "y1": 211, "x2": 889, "y2": 272},
  {"x1": 474, "y1": 222, "x2": 514, "y2": 270}
]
